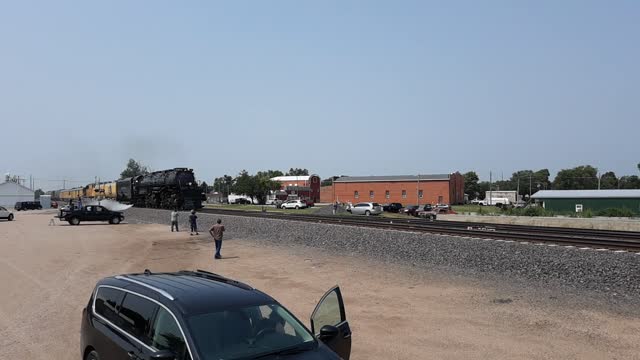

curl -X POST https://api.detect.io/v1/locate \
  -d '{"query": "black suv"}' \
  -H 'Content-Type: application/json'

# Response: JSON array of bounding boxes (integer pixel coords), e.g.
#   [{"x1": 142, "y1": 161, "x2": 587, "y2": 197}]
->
[
  {"x1": 81, "y1": 270, "x2": 352, "y2": 360},
  {"x1": 382, "y1": 203, "x2": 403, "y2": 213},
  {"x1": 14, "y1": 201, "x2": 42, "y2": 211}
]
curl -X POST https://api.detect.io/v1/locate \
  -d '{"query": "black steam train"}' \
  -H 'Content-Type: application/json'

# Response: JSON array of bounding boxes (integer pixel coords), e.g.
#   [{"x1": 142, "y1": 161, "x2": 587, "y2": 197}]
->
[
  {"x1": 55, "y1": 168, "x2": 205, "y2": 210},
  {"x1": 117, "y1": 168, "x2": 205, "y2": 210}
]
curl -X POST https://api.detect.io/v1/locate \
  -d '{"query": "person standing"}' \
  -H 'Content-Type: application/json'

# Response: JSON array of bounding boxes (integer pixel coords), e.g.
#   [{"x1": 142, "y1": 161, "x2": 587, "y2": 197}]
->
[
  {"x1": 170, "y1": 209, "x2": 179, "y2": 232},
  {"x1": 189, "y1": 210, "x2": 199, "y2": 235},
  {"x1": 332, "y1": 201, "x2": 338, "y2": 215},
  {"x1": 209, "y1": 219, "x2": 225, "y2": 259}
]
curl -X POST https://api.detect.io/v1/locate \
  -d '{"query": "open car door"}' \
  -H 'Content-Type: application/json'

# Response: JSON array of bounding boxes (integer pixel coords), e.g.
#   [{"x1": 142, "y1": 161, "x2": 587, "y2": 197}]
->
[{"x1": 310, "y1": 286, "x2": 351, "y2": 360}]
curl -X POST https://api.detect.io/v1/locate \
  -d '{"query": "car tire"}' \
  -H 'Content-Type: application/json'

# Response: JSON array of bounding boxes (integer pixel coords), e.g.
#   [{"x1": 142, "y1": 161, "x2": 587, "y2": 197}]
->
[
  {"x1": 86, "y1": 350, "x2": 100, "y2": 360},
  {"x1": 295, "y1": 206, "x2": 299, "y2": 209},
  {"x1": 365, "y1": 210, "x2": 371, "y2": 216},
  {"x1": 69, "y1": 217, "x2": 80, "y2": 225},
  {"x1": 8, "y1": 214, "x2": 14, "y2": 221},
  {"x1": 110, "y1": 216, "x2": 121, "y2": 224}
]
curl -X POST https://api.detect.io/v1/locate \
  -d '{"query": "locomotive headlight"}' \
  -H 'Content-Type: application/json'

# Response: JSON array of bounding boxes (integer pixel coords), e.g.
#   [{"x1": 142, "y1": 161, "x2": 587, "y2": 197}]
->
[{"x1": 188, "y1": 182, "x2": 192, "y2": 186}]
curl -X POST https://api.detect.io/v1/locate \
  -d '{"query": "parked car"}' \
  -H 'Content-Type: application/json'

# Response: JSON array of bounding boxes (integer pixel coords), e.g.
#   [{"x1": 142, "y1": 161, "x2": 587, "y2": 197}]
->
[
  {"x1": 401, "y1": 205, "x2": 419, "y2": 216},
  {"x1": 57, "y1": 205, "x2": 125, "y2": 225},
  {"x1": 382, "y1": 203, "x2": 403, "y2": 212},
  {"x1": 469, "y1": 199, "x2": 482, "y2": 205},
  {"x1": 233, "y1": 198, "x2": 252, "y2": 205},
  {"x1": 81, "y1": 270, "x2": 352, "y2": 360},
  {"x1": 303, "y1": 199, "x2": 315, "y2": 207},
  {"x1": 435, "y1": 203, "x2": 449, "y2": 210},
  {"x1": 0, "y1": 206, "x2": 14, "y2": 221},
  {"x1": 281, "y1": 200, "x2": 308, "y2": 209},
  {"x1": 350, "y1": 202, "x2": 383, "y2": 216},
  {"x1": 14, "y1": 201, "x2": 42, "y2": 211},
  {"x1": 417, "y1": 209, "x2": 437, "y2": 220}
]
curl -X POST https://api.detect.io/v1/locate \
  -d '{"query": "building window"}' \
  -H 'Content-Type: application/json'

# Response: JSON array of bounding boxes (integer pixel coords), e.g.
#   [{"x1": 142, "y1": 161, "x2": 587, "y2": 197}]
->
[
  {"x1": 354, "y1": 191, "x2": 359, "y2": 199},
  {"x1": 402, "y1": 190, "x2": 407, "y2": 199},
  {"x1": 418, "y1": 190, "x2": 423, "y2": 199},
  {"x1": 369, "y1": 190, "x2": 374, "y2": 199},
  {"x1": 385, "y1": 190, "x2": 390, "y2": 199}
]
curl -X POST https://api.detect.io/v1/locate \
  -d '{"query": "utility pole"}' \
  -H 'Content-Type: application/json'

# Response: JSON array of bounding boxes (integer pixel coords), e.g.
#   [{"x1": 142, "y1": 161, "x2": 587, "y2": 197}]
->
[
  {"x1": 597, "y1": 173, "x2": 601, "y2": 190},
  {"x1": 529, "y1": 173, "x2": 532, "y2": 199},
  {"x1": 489, "y1": 171, "x2": 492, "y2": 206},
  {"x1": 517, "y1": 177, "x2": 520, "y2": 202}
]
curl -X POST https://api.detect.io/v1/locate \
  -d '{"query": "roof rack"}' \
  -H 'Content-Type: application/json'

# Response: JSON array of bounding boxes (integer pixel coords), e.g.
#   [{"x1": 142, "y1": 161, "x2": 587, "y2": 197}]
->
[
  {"x1": 115, "y1": 275, "x2": 175, "y2": 301},
  {"x1": 185, "y1": 269, "x2": 254, "y2": 291}
]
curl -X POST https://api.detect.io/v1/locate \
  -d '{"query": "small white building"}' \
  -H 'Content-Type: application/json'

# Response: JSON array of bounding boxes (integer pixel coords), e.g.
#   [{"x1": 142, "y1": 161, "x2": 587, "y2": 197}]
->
[{"x1": 0, "y1": 181, "x2": 35, "y2": 207}]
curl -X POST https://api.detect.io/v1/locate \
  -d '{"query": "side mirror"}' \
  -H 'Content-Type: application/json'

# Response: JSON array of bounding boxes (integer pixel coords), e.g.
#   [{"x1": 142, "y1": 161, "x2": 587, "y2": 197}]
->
[
  {"x1": 318, "y1": 325, "x2": 339, "y2": 340},
  {"x1": 148, "y1": 350, "x2": 176, "y2": 360}
]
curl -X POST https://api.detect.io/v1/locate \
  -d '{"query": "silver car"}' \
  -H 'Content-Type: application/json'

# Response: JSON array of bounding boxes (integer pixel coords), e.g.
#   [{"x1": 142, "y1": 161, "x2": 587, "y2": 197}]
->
[{"x1": 350, "y1": 202, "x2": 383, "y2": 216}]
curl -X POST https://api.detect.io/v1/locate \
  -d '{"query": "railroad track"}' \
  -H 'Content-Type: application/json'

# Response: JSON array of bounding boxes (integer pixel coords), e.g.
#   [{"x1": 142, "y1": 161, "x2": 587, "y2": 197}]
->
[{"x1": 199, "y1": 208, "x2": 640, "y2": 251}]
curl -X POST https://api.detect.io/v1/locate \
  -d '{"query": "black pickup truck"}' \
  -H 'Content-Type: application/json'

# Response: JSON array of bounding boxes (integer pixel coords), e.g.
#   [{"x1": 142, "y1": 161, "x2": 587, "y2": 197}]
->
[{"x1": 58, "y1": 205, "x2": 125, "y2": 225}]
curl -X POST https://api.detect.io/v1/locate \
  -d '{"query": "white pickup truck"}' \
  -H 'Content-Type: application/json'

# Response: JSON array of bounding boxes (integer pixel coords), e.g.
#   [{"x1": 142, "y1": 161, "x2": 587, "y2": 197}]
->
[{"x1": 473, "y1": 197, "x2": 511, "y2": 207}]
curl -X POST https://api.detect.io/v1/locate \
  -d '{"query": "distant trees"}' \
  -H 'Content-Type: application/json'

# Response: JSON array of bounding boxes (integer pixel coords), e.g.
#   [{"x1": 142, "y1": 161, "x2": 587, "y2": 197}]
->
[
  {"x1": 214, "y1": 170, "x2": 284, "y2": 204},
  {"x1": 463, "y1": 171, "x2": 481, "y2": 199},
  {"x1": 552, "y1": 165, "x2": 599, "y2": 190},
  {"x1": 619, "y1": 175, "x2": 640, "y2": 189},
  {"x1": 34, "y1": 189, "x2": 44, "y2": 199},
  {"x1": 120, "y1": 159, "x2": 149, "y2": 179},
  {"x1": 213, "y1": 175, "x2": 234, "y2": 196},
  {"x1": 599, "y1": 171, "x2": 618, "y2": 189},
  {"x1": 286, "y1": 168, "x2": 309, "y2": 176}
]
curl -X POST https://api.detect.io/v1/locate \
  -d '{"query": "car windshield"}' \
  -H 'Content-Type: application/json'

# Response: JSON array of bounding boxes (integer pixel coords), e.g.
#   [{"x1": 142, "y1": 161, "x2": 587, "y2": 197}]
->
[{"x1": 187, "y1": 303, "x2": 315, "y2": 360}]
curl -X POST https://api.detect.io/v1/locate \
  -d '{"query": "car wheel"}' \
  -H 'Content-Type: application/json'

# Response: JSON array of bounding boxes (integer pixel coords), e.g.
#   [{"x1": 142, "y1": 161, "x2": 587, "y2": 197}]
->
[
  {"x1": 365, "y1": 210, "x2": 371, "y2": 216},
  {"x1": 8, "y1": 214, "x2": 14, "y2": 221},
  {"x1": 295, "y1": 206, "x2": 299, "y2": 209},
  {"x1": 70, "y1": 217, "x2": 80, "y2": 225},
  {"x1": 86, "y1": 350, "x2": 100, "y2": 360},
  {"x1": 110, "y1": 216, "x2": 121, "y2": 224}
]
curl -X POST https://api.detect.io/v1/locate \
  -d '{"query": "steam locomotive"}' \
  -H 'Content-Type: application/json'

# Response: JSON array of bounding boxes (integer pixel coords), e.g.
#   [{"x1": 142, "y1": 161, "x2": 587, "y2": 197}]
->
[{"x1": 53, "y1": 168, "x2": 205, "y2": 210}]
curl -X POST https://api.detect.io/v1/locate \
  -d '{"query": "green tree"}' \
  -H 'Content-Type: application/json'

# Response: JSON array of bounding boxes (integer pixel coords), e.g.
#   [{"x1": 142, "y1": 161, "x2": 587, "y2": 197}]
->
[
  {"x1": 321, "y1": 176, "x2": 343, "y2": 187},
  {"x1": 254, "y1": 171, "x2": 284, "y2": 204},
  {"x1": 120, "y1": 159, "x2": 149, "y2": 179},
  {"x1": 552, "y1": 165, "x2": 598, "y2": 190},
  {"x1": 619, "y1": 175, "x2": 640, "y2": 189},
  {"x1": 463, "y1": 171, "x2": 481, "y2": 199},
  {"x1": 34, "y1": 188, "x2": 45, "y2": 200},
  {"x1": 599, "y1": 171, "x2": 618, "y2": 189},
  {"x1": 233, "y1": 170, "x2": 257, "y2": 202},
  {"x1": 509, "y1": 169, "x2": 551, "y2": 198},
  {"x1": 213, "y1": 175, "x2": 234, "y2": 196},
  {"x1": 286, "y1": 168, "x2": 309, "y2": 176},
  {"x1": 476, "y1": 181, "x2": 490, "y2": 199}
]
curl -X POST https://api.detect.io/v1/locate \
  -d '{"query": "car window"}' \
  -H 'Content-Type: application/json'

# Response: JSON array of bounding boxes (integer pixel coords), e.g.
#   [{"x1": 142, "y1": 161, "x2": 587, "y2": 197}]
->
[
  {"x1": 118, "y1": 293, "x2": 159, "y2": 345},
  {"x1": 151, "y1": 307, "x2": 189, "y2": 360},
  {"x1": 0, "y1": 207, "x2": 5, "y2": 211},
  {"x1": 187, "y1": 303, "x2": 313, "y2": 360},
  {"x1": 311, "y1": 288, "x2": 345, "y2": 335},
  {"x1": 373, "y1": 203, "x2": 380, "y2": 207},
  {"x1": 94, "y1": 287, "x2": 125, "y2": 324},
  {"x1": 96, "y1": 206, "x2": 104, "y2": 212}
]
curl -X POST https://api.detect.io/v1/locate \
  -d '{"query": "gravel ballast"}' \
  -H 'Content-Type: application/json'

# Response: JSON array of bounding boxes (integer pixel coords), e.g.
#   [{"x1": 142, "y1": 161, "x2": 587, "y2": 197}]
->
[{"x1": 126, "y1": 208, "x2": 640, "y2": 304}]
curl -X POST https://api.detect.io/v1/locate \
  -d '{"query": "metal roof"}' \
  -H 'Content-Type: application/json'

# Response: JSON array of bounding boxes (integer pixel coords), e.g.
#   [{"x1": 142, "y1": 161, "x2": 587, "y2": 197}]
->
[
  {"x1": 334, "y1": 174, "x2": 451, "y2": 183},
  {"x1": 271, "y1": 175, "x2": 312, "y2": 182},
  {"x1": 531, "y1": 190, "x2": 640, "y2": 199}
]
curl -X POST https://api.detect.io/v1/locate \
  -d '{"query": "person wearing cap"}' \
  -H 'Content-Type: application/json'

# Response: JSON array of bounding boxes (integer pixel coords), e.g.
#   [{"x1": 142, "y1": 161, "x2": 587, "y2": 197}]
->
[{"x1": 189, "y1": 210, "x2": 199, "y2": 235}]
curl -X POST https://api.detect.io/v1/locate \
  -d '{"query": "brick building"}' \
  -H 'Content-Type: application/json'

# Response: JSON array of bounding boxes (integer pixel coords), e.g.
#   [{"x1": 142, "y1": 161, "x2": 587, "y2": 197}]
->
[
  {"x1": 271, "y1": 175, "x2": 321, "y2": 203},
  {"x1": 322, "y1": 173, "x2": 464, "y2": 205}
]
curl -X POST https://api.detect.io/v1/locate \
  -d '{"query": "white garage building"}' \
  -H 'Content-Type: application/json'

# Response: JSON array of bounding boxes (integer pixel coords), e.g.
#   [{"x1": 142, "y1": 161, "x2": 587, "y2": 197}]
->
[{"x1": 0, "y1": 181, "x2": 35, "y2": 207}]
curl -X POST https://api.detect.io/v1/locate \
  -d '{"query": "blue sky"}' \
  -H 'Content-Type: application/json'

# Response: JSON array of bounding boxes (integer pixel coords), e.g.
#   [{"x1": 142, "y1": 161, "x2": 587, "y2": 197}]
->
[{"x1": 1, "y1": 1, "x2": 638, "y2": 189}]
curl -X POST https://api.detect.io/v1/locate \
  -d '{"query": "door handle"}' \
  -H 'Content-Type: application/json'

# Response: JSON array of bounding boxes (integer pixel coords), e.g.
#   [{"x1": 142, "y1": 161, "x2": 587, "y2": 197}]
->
[{"x1": 127, "y1": 352, "x2": 139, "y2": 359}]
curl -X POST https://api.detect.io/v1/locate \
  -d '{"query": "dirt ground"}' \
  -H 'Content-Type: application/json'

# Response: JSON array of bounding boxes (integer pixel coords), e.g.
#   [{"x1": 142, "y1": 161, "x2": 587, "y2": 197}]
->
[{"x1": 1, "y1": 213, "x2": 639, "y2": 360}]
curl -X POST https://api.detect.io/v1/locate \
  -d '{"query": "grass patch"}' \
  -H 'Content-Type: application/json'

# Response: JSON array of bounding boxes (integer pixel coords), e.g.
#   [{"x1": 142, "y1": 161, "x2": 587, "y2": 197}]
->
[
  {"x1": 203, "y1": 203, "x2": 322, "y2": 214},
  {"x1": 451, "y1": 205, "x2": 501, "y2": 215}
]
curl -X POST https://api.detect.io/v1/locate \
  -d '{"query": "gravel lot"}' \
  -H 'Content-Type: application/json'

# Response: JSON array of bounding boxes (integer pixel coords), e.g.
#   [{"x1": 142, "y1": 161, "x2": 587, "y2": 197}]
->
[{"x1": 128, "y1": 208, "x2": 640, "y2": 307}]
